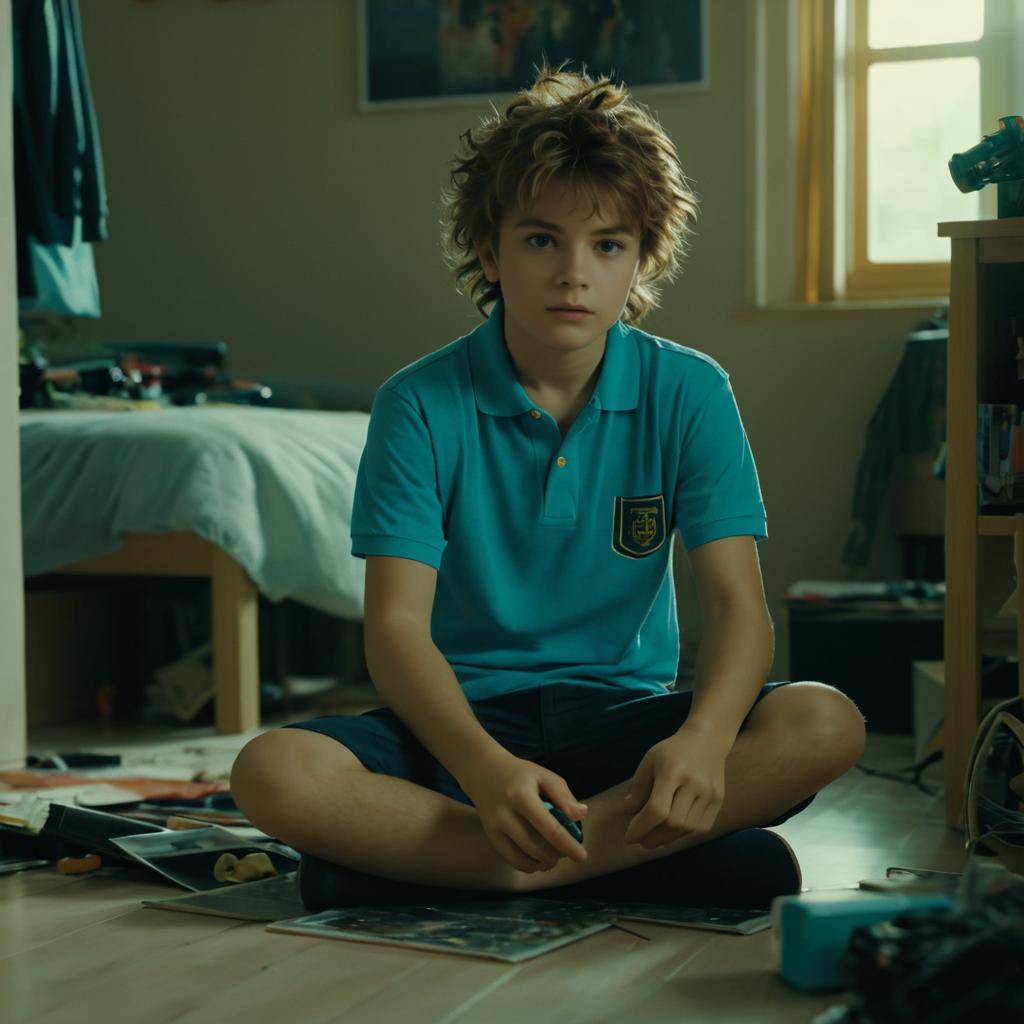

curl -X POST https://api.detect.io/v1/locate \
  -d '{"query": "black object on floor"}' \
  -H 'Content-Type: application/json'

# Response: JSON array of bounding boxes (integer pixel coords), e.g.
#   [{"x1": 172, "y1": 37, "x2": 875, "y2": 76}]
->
[
  {"x1": 40, "y1": 803, "x2": 166, "y2": 863},
  {"x1": 26, "y1": 752, "x2": 122, "y2": 769},
  {"x1": 541, "y1": 827, "x2": 801, "y2": 909},
  {"x1": 298, "y1": 854, "x2": 498, "y2": 912}
]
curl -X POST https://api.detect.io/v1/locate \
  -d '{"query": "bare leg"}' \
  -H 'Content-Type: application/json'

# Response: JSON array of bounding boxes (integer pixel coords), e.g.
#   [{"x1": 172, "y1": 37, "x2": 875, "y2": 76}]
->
[
  {"x1": 233, "y1": 729, "x2": 521, "y2": 891},
  {"x1": 232, "y1": 684, "x2": 864, "y2": 892}
]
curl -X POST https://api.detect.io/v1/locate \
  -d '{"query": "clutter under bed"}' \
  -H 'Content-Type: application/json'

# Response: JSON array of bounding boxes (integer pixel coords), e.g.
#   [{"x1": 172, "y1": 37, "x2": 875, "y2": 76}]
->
[{"x1": 21, "y1": 406, "x2": 371, "y2": 731}]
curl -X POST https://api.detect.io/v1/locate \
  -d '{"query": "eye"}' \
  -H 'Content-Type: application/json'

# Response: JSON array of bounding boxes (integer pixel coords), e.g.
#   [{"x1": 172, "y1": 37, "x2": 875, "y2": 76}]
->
[
  {"x1": 526, "y1": 234, "x2": 555, "y2": 249},
  {"x1": 597, "y1": 239, "x2": 624, "y2": 254}
]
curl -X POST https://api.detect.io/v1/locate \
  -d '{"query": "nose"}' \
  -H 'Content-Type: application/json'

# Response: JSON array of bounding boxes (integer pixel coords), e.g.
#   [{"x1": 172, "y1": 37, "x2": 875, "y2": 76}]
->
[{"x1": 557, "y1": 246, "x2": 589, "y2": 288}]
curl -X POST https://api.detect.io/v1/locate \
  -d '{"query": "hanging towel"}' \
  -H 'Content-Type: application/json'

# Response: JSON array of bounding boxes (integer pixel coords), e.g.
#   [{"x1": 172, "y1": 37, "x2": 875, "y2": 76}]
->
[{"x1": 19, "y1": 217, "x2": 101, "y2": 317}]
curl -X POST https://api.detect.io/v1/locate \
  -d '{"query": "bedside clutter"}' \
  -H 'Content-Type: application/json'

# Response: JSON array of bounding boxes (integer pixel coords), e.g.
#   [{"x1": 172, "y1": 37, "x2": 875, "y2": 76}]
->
[
  {"x1": 774, "y1": 888, "x2": 954, "y2": 992},
  {"x1": 775, "y1": 862, "x2": 1024, "y2": 1019}
]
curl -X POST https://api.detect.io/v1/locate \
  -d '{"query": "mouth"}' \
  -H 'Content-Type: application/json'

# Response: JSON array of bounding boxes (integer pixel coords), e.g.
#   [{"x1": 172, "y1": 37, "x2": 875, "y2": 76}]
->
[{"x1": 547, "y1": 304, "x2": 594, "y2": 314}]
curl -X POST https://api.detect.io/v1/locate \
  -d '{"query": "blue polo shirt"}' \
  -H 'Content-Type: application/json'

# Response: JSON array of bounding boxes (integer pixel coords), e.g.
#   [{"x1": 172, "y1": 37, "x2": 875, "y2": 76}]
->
[{"x1": 351, "y1": 302, "x2": 767, "y2": 701}]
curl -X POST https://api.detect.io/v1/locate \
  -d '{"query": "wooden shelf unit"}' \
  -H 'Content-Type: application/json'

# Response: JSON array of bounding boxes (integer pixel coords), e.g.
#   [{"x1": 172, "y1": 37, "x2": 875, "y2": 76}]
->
[{"x1": 939, "y1": 217, "x2": 1024, "y2": 828}]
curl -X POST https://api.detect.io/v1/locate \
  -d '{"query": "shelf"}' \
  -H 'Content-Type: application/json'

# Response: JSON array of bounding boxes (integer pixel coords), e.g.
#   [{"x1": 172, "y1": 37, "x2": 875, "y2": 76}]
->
[
  {"x1": 938, "y1": 217, "x2": 1024, "y2": 239},
  {"x1": 978, "y1": 514, "x2": 1024, "y2": 536},
  {"x1": 944, "y1": 216, "x2": 1024, "y2": 828}
]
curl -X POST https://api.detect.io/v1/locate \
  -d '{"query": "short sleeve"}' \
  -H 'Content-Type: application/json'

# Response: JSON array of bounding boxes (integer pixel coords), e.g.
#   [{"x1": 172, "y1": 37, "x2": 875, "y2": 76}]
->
[
  {"x1": 350, "y1": 386, "x2": 447, "y2": 569},
  {"x1": 673, "y1": 379, "x2": 767, "y2": 551}
]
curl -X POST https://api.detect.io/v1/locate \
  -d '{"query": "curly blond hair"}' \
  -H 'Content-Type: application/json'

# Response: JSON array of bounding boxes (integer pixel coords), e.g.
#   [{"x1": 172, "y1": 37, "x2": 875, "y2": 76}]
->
[{"x1": 440, "y1": 65, "x2": 699, "y2": 323}]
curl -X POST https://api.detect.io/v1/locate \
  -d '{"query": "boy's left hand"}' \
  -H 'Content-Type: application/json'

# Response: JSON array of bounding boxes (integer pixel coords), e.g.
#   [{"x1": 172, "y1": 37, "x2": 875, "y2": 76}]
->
[{"x1": 622, "y1": 725, "x2": 731, "y2": 849}]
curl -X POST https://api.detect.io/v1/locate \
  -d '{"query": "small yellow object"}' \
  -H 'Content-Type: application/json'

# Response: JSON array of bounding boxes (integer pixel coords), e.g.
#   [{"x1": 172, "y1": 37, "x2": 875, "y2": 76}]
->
[
  {"x1": 213, "y1": 852, "x2": 277, "y2": 884},
  {"x1": 57, "y1": 853, "x2": 102, "y2": 875},
  {"x1": 556, "y1": 456, "x2": 567, "y2": 468}
]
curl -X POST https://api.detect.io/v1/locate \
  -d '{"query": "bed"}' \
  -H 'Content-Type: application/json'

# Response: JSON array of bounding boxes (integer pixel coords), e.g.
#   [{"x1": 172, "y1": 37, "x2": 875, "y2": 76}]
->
[{"x1": 21, "y1": 405, "x2": 371, "y2": 733}]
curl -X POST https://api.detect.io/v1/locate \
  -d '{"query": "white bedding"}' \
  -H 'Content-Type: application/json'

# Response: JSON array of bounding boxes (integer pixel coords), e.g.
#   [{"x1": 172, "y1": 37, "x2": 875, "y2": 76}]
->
[{"x1": 20, "y1": 406, "x2": 370, "y2": 619}]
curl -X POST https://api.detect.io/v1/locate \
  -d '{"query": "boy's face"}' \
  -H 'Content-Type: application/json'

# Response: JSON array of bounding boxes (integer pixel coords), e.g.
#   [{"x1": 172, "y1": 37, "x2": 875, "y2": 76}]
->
[{"x1": 477, "y1": 181, "x2": 641, "y2": 365}]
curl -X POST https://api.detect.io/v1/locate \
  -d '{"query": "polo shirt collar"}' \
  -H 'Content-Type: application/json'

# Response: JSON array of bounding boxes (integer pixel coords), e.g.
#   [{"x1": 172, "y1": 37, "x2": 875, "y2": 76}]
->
[{"x1": 469, "y1": 299, "x2": 640, "y2": 417}]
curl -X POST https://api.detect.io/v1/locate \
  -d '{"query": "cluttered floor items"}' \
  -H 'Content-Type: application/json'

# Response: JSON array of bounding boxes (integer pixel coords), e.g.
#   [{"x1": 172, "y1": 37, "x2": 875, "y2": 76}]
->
[
  {"x1": 3, "y1": 739, "x2": 1023, "y2": 1018},
  {"x1": 0, "y1": 763, "x2": 784, "y2": 963}
]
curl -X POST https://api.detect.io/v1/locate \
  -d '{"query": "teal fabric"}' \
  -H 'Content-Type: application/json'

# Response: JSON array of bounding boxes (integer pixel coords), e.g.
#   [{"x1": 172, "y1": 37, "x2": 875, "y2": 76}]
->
[
  {"x1": 351, "y1": 302, "x2": 767, "y2": 700},
  {"x1": 19, "y1": 217, "x2": 101, "y2": 317}
]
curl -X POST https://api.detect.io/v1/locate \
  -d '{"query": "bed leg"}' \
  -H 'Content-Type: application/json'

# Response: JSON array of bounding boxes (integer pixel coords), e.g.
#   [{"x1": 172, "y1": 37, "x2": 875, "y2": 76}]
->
[{"x1": 210, "y1": 548, "x2": 260, "y2": 733}]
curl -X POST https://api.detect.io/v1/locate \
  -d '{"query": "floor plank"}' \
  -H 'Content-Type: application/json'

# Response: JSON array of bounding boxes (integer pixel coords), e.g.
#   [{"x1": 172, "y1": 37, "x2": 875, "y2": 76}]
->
[{"x1": 0, "y1": 870, "x2": 172, "y2": 960}]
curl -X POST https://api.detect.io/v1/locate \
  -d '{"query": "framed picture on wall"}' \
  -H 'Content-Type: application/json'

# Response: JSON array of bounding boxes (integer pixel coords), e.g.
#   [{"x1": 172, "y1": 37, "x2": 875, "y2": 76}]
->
[{"x1": 358, "y1": 0, "x2": 708, "y2": 109}]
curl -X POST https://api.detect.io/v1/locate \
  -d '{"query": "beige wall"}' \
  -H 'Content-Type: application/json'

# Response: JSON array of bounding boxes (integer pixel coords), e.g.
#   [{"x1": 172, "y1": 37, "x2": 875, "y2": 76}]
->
[
  {"x1": 78, "y1": 0, "x2": 938, "y2": 678},
  {"x1": 1, "y1": 0, "x2": 27, "y2": 768}
]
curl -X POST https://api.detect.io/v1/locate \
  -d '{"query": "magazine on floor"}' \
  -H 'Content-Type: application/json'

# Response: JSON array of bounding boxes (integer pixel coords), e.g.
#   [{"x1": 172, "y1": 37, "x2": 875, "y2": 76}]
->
[
  {"x1": 110, "y1": 826, "x2": 298, "y2": 891},
  {"x1": 143, "y1": 872, "x2": 305, "y2": 920},
  {"x1": 268, "y1": 898, "x2": 616, "y2": 962}
]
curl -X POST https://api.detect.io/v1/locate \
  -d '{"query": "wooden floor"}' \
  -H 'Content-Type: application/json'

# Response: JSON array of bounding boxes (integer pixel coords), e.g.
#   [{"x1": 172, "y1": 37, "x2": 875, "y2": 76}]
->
[{"x1": 1, "y1": 730, "x2": 966, "y2": 1024}]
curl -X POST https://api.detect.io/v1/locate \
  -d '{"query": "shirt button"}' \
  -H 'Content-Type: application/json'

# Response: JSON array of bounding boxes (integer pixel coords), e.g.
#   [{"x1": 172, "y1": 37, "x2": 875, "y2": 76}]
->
[
  {"x1": 556, "y1": 456, "x2": 567, "y2": 468},
  {"x1": 530, "y1": 409, "x2": 542, "y2": 420}
]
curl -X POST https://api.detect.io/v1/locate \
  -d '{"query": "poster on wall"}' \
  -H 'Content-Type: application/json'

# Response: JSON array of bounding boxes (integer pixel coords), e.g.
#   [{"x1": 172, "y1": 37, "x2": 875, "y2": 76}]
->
[{"x1": 358, "y1": 0, "x2": 708, "y2": 108}]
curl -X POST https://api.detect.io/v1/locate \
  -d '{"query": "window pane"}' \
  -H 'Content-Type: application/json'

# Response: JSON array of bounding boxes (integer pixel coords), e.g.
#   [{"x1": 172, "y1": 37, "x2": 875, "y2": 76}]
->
[
  {"x1": 868, "y1": 0, "x2": 983, "y2": 48},
  {"x1": 867, "y1": 58, "x2": 979, "y2": 263}
]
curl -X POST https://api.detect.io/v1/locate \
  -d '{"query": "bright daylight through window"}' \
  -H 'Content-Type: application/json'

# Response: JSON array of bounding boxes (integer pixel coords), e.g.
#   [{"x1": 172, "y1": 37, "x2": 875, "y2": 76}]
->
[{"x1": 865, "y1": 0, "x2": 983, "y2": 265}]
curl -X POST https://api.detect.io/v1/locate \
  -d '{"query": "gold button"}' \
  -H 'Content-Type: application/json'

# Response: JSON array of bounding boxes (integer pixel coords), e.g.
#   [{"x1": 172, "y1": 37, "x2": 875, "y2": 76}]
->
[
  {"x1": 530, "y1": 409, "x2": 542, "y2": 420},
  {"x1": 556, "y1": 456, "x2": 567, "y2": 468}
]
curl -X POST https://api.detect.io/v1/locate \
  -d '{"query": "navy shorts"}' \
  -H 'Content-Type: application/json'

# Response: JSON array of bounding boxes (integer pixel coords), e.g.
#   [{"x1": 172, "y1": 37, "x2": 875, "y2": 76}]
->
[{"x1": 286, "y1": 679, "x2": 816, "y2": 827}]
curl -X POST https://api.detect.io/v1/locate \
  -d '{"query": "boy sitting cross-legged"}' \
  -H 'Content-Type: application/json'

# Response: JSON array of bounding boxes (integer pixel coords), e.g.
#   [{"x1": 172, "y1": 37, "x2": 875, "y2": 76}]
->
[{"x1": 231, "y1": 66, "x2": 866, "y2": 910}]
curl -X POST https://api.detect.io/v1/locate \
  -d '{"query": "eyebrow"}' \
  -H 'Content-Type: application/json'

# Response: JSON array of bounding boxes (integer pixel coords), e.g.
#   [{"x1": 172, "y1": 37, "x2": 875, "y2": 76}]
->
[{"x1": 513, "y1": 217, "x2": 635, "y2": 236}]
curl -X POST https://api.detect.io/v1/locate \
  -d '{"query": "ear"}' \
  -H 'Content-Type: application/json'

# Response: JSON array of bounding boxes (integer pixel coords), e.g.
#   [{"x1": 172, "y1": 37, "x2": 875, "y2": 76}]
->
[{"x1": 476, "y1": 239, "x2": 500, "y2": 284}]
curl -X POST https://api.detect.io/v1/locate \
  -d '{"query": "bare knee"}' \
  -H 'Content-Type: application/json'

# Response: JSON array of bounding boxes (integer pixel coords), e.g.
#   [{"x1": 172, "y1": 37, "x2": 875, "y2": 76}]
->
[
  {"x1": 792, "y1": 682, "x2": 866, "y2": 773},
  {"x1": 230, "y1": 730, "x2": 297, "y2": 827},
  {"x1": 752, "y1": 681, "x2": 866, "y2": 777},
  {"x1": 230, "y1": 728, "x2": 364, "y2": 833}
]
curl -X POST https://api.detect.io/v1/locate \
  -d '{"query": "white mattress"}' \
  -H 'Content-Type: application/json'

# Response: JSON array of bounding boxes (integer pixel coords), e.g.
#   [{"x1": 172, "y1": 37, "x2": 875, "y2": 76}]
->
[{"x1": 20, "y1": 406, "x2": 370, "y2": 619}]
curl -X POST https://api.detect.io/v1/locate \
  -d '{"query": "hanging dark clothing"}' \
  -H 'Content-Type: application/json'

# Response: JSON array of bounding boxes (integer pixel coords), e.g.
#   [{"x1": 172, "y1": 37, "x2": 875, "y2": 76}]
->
[
  {"x1": 841, "y1": 316, "x2": 948, "y2": 574},
  {"x1": 12, "y1": 0, "x2": 108, "y2": 305}
]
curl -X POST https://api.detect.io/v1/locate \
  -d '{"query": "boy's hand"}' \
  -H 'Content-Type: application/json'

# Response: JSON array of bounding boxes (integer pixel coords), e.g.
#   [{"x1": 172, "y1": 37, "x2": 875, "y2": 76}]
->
[
  {"x1": 460, "y1": 752, "x2": 588, "y2": 874},
  {"x1": 622, "y1": 725, "x2": 730, "y2": 849}
]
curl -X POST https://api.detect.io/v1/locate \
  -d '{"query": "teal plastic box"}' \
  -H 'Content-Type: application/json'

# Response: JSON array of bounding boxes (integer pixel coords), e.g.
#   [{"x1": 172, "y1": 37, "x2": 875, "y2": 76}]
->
[{"x1": 774, "y1": 889, "x2": 955, "y2": 991}]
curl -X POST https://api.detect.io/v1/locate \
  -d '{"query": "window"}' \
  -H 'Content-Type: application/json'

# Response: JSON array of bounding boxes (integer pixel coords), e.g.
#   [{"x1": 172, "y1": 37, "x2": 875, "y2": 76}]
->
[{"x1": 793, "y1": 0, "x2": 1016, "y2": 303}]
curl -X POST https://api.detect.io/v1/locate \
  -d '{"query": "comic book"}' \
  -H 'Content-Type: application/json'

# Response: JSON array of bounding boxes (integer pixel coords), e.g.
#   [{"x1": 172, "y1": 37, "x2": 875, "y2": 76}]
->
[
  {"x1": 143, "y1": 872, "x2": 305, "y2": 920},
  {"x1": 268, "y1": 898, "x2": 615, "y2": 962}
]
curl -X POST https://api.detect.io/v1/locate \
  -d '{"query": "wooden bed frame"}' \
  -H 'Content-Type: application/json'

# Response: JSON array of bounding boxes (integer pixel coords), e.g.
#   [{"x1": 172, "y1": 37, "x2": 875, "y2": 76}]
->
[{"x1": 59, "y1": 532, "x2": 260, "y2": 733}]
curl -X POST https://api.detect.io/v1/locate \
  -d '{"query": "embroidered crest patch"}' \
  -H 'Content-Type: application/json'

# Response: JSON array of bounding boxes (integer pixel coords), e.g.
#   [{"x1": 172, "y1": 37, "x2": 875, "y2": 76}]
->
[{"x1": 612, "y1": 495, "x2": 667, "y2": 558}]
